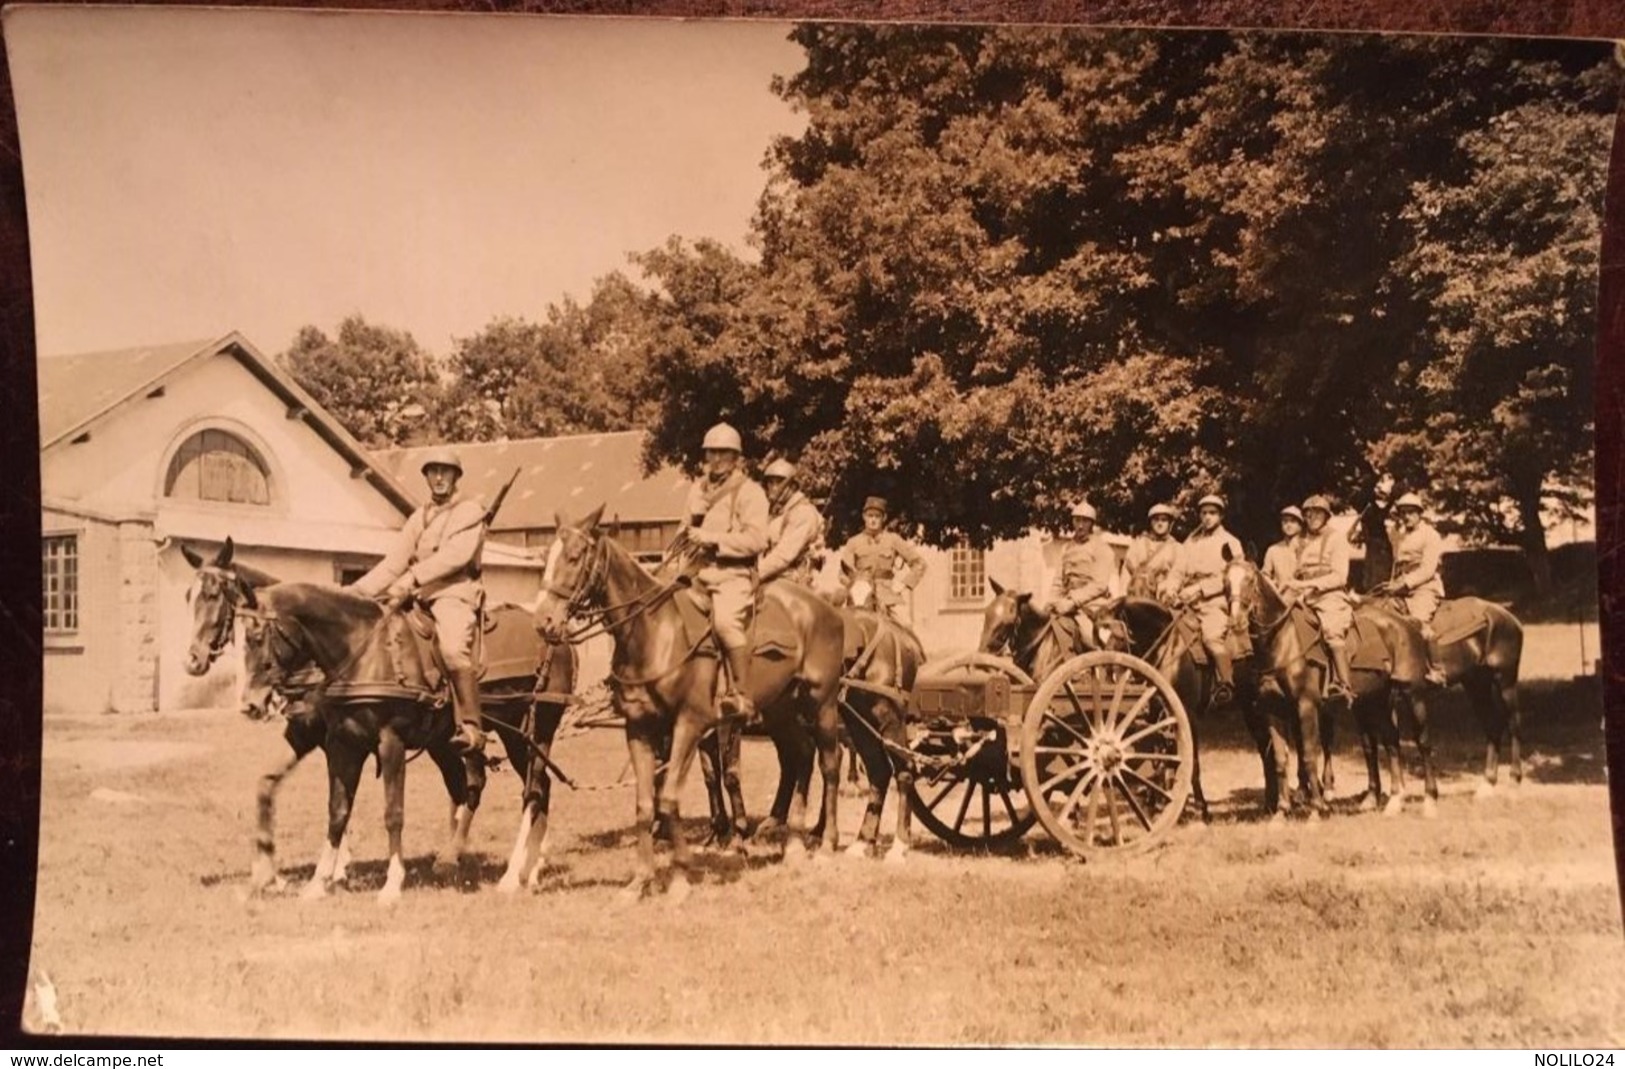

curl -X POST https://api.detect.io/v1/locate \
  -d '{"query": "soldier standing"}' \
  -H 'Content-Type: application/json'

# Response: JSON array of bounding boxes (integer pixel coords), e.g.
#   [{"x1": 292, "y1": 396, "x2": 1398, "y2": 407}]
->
[
  {"x1": 839, "y1": 496, "x2": 926, "y2": 624},
  {"x1": 1160, "y1": 493, "x2": 1244, "y2": 706},
  {"x1": 680, "y1": 423, "x2": 771, "y2": 724},
  {"x1": 1123, "y1": 503, "x2": 1180, "y2": 599},
  {"x1": 758, "y1": 458, "x2": 826, "y2": 586},
  {"x1": 350, "y1": 447, "x2": 488, "y2": 754}
]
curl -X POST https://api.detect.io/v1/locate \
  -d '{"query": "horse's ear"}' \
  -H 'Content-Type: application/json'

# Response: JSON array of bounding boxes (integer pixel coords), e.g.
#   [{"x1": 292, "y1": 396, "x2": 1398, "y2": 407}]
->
[
  {"x1": 1221, "y1": 542, "x2": 1234, "y2": 563},
  {"x1": 583, "y1": 503, "x2": 607, "y2": 531},
  {"x1": 1016, "y1": 591, "x2": 1032, "y2": 605},
  {"x1": 238, "y1": 576, "x2": 258, "y2": 610},
  {"x1": 556, "y1": 510, "x2": 568, "y2": 531},
  {"x1": 988, "y1": 576, "x2": 1005, "y2": 597},
  {"x1": 180, "y1": 543, "x2": 204, "y2": 569},
  {"x1": 215, "y1": 537, "x2": 234, "y2": 568}
]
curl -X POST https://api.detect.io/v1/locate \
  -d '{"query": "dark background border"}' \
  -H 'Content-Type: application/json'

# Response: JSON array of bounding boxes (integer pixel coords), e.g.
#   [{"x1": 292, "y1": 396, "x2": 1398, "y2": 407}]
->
[{"x1": 2, "y1": 0, "x2": 1622, "y2": 1047}]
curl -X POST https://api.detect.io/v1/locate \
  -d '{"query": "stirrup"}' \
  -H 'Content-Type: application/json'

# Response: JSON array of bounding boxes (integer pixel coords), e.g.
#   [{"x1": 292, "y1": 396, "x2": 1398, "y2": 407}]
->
[
  {"x1": 450, "y1": 722, "x2": 486, "y2": 754},
  {"x1": 1211, "y1": 681, "x2": 1235, "y2": 708},
  {"x1": 719, "y1": 690, "x2": 760, "y2": 727}
]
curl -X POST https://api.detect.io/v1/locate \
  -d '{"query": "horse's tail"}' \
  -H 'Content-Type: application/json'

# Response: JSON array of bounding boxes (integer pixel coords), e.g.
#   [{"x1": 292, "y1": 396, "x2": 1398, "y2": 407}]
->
[{"x1": 1481, "y1": 599, "x2": 1524, "y2": 678}]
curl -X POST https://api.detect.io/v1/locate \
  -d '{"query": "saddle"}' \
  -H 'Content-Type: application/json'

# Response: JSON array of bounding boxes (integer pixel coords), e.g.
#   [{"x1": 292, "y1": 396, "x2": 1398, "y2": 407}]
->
[
  {"x1": 674, "y1": 583, "x2": 802, "y2": 662},
  {"x1": 1431, "y1": 598, "x2": 1492, "y2": 647},
  {"x1": 1172, "y1": 611, "x2": 1253, "y2": 666},
  {"x1": 324, "y1": 606, "x2": 449, "y2": 705},
  {"x1": 1289, "y1": 605, "x2": 1391, "y2": 674}
]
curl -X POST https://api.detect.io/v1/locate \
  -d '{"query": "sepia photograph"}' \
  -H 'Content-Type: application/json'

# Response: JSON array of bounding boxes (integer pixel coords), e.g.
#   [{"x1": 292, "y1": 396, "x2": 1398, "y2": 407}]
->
[{"x1": 9, "y1": 6, "x2": 1623, "y2": 1045}]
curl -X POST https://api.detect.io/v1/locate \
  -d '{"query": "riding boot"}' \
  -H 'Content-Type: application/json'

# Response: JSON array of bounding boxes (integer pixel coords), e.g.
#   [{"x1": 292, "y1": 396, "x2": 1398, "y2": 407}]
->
[
  {"x1": 1212, "y1": 652, "x2": 1235, "y2": 708},
  {"x1": 718, "y1": 643, "x2": 758, "y2": 726},
  {"x1": 448, "y1": 666, "x2": 486, "y2": 755},
  {"x1": 1326, "y1": 642, "x2": 1353, "y2": 703},
  {"x1": 1418, "y1": 624, "x2": 1447, "y2": 686}
]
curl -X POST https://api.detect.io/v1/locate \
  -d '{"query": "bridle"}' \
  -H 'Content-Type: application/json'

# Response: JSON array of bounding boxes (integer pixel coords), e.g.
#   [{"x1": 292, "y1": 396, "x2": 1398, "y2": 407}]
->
[
  {"x1": 542, "y1": 525, "x2": 700, "y2": 646},
  {"x1": 1228, "y1": 561, "x2": 1293, "y2": 643}
]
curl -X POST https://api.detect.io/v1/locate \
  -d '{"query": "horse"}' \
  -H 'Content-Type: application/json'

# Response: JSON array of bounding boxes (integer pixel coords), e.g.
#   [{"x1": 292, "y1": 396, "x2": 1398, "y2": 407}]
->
[
  {"x1": 1366, "y1": 586, "x2": 1526, "y2": 796},
  {"x1": 1222, "y1": 553, "x2": 1441, "y2": 819},
  {"x1": 534, "y1": 506, "x2": 848, "y2": 899},
  {"x1": 232, "y1": 576, "x2": 578, "y2": 896},
  {"x1": 978, "y1": 579, "x2": 1279, "y2": 820},
  {"x1": 184, "y1": 539, "x2": 499, "y2": 902}
]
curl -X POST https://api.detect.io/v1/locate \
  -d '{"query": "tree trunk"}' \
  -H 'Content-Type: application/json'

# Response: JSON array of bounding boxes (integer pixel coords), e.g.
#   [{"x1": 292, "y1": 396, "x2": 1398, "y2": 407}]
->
[{"x1": 1515, "y1": 483, "x2": 1554, "y2": 599}]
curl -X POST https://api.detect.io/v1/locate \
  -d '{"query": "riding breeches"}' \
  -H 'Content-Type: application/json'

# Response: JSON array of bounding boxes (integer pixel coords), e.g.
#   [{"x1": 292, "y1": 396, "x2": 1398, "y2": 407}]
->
[
  {"x1": 429, "y1": 595, "x2": 479, "y2": 671},
  {"x1": 1192, "y1": 597, "x2": 1230, "y2": 655},
  {"x1": 1403, "y1": 588, "x2": 1441, "y2": 626},
  {"x1": 696, "y1": 565, "x2": 754, "y2": 650},
  {"x1": 1307, "y1": 592, "x2": 1352, "y2": 645}
]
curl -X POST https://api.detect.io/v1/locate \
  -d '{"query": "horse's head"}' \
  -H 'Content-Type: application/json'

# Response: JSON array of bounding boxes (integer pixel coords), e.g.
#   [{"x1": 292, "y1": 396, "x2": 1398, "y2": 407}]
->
[
  {"x1": 978, "y1": 577, "x2": 1024, "y2": 654},
  {"x1": 535, "y1": 504, "x2": 609, "y2": 643},
  {"x1": 181, "y1": 538, "x2": 257, "y2": 676},
  {"x1": 238, "y1": 611, "x2": 283, "y2": 721},
  {"x1": 1222, "y1": 543, "x2": 1279, "y2": 635}
]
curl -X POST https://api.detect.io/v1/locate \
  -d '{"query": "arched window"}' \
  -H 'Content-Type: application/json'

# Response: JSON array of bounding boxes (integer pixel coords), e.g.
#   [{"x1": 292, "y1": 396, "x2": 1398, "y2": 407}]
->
[{"x1": 164, "y1": 429, "x2": 271, "y2": 505}]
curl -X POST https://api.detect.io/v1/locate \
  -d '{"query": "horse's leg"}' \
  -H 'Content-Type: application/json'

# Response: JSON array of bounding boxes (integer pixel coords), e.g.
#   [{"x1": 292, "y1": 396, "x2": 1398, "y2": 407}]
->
[
  {"x1": 1356, "y1": 695, "x2": 1381, "y2": 812},
  {"x1": 1242, "y1": 692, "x2": 1277, "y2": 817},
  {"x1": 621, "y1": 707, "x2": 662, "y2": 901},
  {"x1": 1266, "y1": 703, "x2": 1294, "y2": 823},
  {"x1": 303, "y1": 742, "x2": 366, "y2": 900},
  {"x1": 1465, "y1": 674, "x2": 1501, "y2": 797},
  {"x1": 841, "y1": 702, "x2": 882, "y2": 856},
  {"x1": 1189, "y1": 732, "x2": 1210, "y2": 824},
  {"x1": 658, "y1": 705, "x2": 707, "y2": 898},
  {"x1": 1383, "y1": 688, "x2": 1409, "y2": 817},
  {"x1": 1402, "y1": 684, "x2": 1439, "y2": 817},
  {"x1": 1498, "y1": 671, "x2": 1524, "y2": 789},
  {"x1": 881, "y1": 695, "x2": 913, "y2": 863},
  {"x1": 426, "y1": 740, "x2": 471, "y2": 875},
  {"x1": 698, "y1": 730, "x2": 731, "y2": 848},
  {"x1": 1320, "y1": 692, "x2": 1337, "y2": 797},
  {"x1": 250, "y1": 746, "x2": 308, "y2": 894},
  {"x1": 376, "y1": 727, "x2": 408, "y2": 905},
  {"x1": 721, "y1": 720, "x2": 749, "y2": 841},
  {"x1": 1298, "y1": 686, "x2": 1329, "y2": 820},
  {"x1": 812, "y1": 693, "x2": 845, "y2": 860}
]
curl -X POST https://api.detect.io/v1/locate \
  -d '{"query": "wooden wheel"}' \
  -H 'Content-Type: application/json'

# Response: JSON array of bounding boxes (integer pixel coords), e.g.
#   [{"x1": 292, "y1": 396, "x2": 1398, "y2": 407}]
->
[
  {"x1": 1019, "y1": 651, "x2": 1192, "y2": 859},
  {"x1": 904, "y1": 653, "x2": 1039, "y2": 849}
]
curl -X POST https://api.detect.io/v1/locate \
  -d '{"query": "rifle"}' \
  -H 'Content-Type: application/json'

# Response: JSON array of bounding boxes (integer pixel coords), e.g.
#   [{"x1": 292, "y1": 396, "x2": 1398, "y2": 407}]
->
[{"x1": 484, "y1": 467, "x2": 521, "y2": 528}]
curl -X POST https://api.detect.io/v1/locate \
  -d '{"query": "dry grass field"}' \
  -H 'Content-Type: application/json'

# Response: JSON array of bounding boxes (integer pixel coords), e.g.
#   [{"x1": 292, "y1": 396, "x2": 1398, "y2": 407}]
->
[{"x1": 21, "y1": 624, "x2": 1624, "y2": 1047}]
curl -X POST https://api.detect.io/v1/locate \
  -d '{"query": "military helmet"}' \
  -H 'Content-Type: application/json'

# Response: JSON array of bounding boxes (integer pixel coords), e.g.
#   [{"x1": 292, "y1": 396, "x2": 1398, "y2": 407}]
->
[
  {"x1": 1279, "y1": 505, "x2": 1304, "y2": 523},
  {"x1": 1071, "y1": 501, "x2": 1098, "y2": 522},
  {"x1": 419, "y1": 446, "x2": 464, "y2": 477},
  {"x1": 763, "y1": 458, "x2": 796, "y2": 480},
  {"x1": 1148, "y1": 503, "x2": 1177, "y2": 521},
  {"x1": 702, "y1": 423, "x2": 743, "y2": 453},
  {"x1": 1394, "y1": 492, "x2": 1424, "y2": 512},
  {"x1": 863, "y1": 496, "x2": 888, "y2": 516},
  {"x1": 1301, "y1": 494, "x2": 1333, "y2": 515},
  {"x1": 1197, "y1": 493, "x2": 1226, "y2": 512}
]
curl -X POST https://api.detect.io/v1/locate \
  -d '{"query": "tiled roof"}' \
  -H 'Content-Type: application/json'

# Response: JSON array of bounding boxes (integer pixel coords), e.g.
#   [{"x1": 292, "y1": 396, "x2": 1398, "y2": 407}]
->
[{"x1": 378, "y1": 431, "x2": 690, "y2": 531}]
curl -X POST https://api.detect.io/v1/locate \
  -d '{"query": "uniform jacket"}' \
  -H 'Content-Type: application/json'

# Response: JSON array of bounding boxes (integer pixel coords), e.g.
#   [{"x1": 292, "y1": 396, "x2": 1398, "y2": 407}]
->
[
  {"x1": 1391, "y1": 521, "x2": 1446, "y2": 597},
  {"x1": 1348, "y1": 496, "x2": 1394, "y2": 594},
  {"x1": 1163, "y1": 525, "x2": 1244, "y2": 602},
  {"x1": 1052, "y1": 532, "x2": 1118, "y2": 608},
  {"x1": 682, "y1": 468, "x2": 770, "y2": 571},
  {"x1": 760, "y1": 490, "x2": 825, "y2": 584},
  {"x1": 1124, "y1": 535, "x2": 1179, "y2": 594},
  {"x1": 353, "y1": 494, "x2": 487, "y2": 604},
  {"x1": 1261, "y1": 537, "x2": 1299, "y2": 591},
  {"x1": 840, "y1": 529, "x2": 926, "y2": 607},
  {"x1": 1292, "y1": 526, "x2": 1350, "y2": 604}
]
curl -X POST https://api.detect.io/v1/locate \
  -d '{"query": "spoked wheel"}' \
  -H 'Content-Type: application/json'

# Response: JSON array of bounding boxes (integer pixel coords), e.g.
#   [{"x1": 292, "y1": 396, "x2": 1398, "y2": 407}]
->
[
  {"x1": 905, "y1": 653, "x2": 1039, "y2": 849},
  {"x1": 1019, "y1": 651, "x2": 1192, "y2": 859}
]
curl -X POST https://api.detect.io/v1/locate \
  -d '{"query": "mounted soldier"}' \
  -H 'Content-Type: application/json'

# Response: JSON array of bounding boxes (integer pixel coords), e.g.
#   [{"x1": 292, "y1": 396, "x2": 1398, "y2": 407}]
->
[
  {"x1": 1050, "y1": 501, "x2": 1118, "y2": 646},
  {"x1": 679, "y1": 422, "x2": 770, "y2": 725},
  {"x1": 839, "y1": 496, "x2": 926, "y2": 624},
  {"x1": 1160, "y1": 492, "x2": 1244, "y2": 706},
  {"x1": 1285, "y1": 494, "x2": 1353, "y2": 702},
  {"x1": 1123, "y1": 503, "x2": 1180, "y2": 599},
  {"x1": 1386, "y1": 491, "x2": 1448, "y2": 686},
  {"x1": 1262, "y1": 505, "x2": 1303, "y2": 590},
  {"x1": 349, "y1": 446, "x2": 488, "y2": 755},
  {"x1": 758, "y1": 458, "x2": 826, "y2": 587}
]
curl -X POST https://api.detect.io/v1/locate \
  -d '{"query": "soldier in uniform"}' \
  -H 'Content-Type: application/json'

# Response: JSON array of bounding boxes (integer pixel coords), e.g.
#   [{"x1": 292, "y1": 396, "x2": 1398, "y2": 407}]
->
[
  {"x1": 1388, "y1": 491, "x2": 1448, "y2": 686},
  {"x1": 1123, "y1": 503, "x2": 1180, "y2": 599},
  {"x1": 839, "y1": 496, "x2": 926, "y2": 624},
  {"x1": 1160, "y1": 493, "x2": 1244, "y2": 706},
  {"x1": 758, "y1": 458, "x2": 826, "y2": 586},
  {"x1": 1287, "y1": 494, "x2": 1353, "y2": 701},
  {"x1": 350, "y1": 447, "x2": 488, "y2": 754},
  {"x1": 1051, "y1": 502, "x2": 1118, "y2": 646},
  {"x1": 1262, "y1": 505, "x2": 1303, "y2": 591},
  {"x1": 680, "y1": 423, "x2": 771, "y2": 724},
  {"x1": 1347, "y1": 471, "x2": 1397, "y2": 593}
]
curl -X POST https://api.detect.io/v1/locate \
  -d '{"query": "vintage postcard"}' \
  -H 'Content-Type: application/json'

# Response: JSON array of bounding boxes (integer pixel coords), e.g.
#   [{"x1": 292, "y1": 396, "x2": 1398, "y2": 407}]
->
[{"x1": 10, "y1": 6, "x2": 1621, "y2": 1045}]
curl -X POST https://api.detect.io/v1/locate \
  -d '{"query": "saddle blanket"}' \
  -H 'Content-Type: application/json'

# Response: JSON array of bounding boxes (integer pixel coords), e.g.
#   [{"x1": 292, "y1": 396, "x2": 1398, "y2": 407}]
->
[
  {"x1": 675, "y1": 585, "x2": 801, "y2": 660},
  {"x1": 1290, "y1": 607, "x2": 1391, "y2": 673},
  {"x1": 1432, "y1": 598, "x2": 1492, "y2": 647}
]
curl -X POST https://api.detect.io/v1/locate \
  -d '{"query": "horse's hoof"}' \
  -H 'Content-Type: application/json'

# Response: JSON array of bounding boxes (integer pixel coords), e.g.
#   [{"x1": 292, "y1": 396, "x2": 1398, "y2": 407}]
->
[
  {"x1": 1474, "y1": 782, "x2": 1496, "y2": 802},
  {"x1": 1357, "y1": 792, "x2": 1378, "y2": 813},
  {"x1": 1422, "y1": 797, "x2": 1439, "y2": 820},
  {"x1": 1382, "y1": 796, "x2": 1404, "y2": 819},
  {"x1": 844, "y1": 840, "x2": 870, "y2": 861},
  {"x1": 376, "y1": 886, "x2": 402, "y2": 908},
  {"x1": 810, "y1": 847, "x2": 832, "y2": 866},
  {"x1": 1306, "y1": 809, "x2": 1323, "y2": 826},
  {"x1": 495, "y1": 874, "x2": 521, "y2": 896},
  {"x1": 299, "y1": 880, "x2": 329, "y2": 902},
  {"x1": 615, "y1": 879, "x2": 649, "y2": 907},
  {"x1": 666, "y1": 873, "x2": 693, "y2": 905},
  {"x1": 883, "y1": 843, "x2": 908, "y2": 866},
  {"x1": 782, "y1": 839, "x2": 809, "y2": 864},
  {"x1": 1267, "y1": 813, "x2": 1287, "y2": 833}
]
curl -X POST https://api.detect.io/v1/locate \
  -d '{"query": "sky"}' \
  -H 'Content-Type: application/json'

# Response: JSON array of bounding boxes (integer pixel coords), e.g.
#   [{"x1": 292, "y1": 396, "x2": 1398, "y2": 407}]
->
[{"x1": 5, "y1": 7, "x2": 806, "y2": 358}]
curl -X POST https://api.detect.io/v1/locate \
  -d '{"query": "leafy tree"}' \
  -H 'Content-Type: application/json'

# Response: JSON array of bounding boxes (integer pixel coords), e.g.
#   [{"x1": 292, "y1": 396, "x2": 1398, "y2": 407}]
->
[{"x1": 279, "y1": 316, "x2": 440, "y2": 448}]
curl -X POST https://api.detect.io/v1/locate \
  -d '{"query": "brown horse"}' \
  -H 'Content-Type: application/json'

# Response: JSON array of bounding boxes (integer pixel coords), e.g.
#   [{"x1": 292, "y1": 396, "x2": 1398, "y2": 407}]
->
[
  {"x1": 977, "y1": 580, "x2": 1279, "y2": 820},
  {"x1": 184, "y1": 538, "x2": 480, "y2": 902},
  {"x1": 234, "y1": 582, "x2": 577, "y2": 895},
  {"x1": 1223, "y1": 553, "x2": 1439, "y2": 819},
  {"x1": 1366, "y1": 588, "x2": 1527, "y2": 796},
  {"x1": 533, "y1": 506, "x2": 847, "y2": 899},
  {"x1": 833, "y1": 607, "x2": 926, "y2": 861}
]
